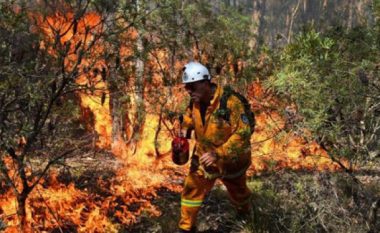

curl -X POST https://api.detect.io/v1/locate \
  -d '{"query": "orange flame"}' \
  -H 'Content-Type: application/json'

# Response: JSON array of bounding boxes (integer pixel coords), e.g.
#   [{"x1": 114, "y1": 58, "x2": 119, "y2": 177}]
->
[{"x1": 247, "y1": 81, "x2": 347, "y2": 174}]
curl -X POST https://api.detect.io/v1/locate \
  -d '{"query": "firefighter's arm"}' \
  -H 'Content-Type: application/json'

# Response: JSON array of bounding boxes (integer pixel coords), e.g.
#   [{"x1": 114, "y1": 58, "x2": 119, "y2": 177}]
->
[
  {"x1": 179, "y1": 104, "x2": 194, "y2": 138},
  {"x1": 214, "y1": 97, "x2": 251, "y2": 160}
]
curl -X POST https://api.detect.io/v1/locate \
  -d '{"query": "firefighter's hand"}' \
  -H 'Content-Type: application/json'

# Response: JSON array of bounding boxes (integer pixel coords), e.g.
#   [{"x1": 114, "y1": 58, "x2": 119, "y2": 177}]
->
[{"x1": 200, "y1": 152, "x2": 217, "y2": 167}]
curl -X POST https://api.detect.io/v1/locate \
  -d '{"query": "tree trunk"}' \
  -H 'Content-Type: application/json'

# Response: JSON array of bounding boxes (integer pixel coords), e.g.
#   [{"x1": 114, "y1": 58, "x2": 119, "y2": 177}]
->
[
  {"x1": 323, "y1": 0, "x2": 328, "y2": 9},
  {"x1": 287, "y1": 0, "x2": 301, "y2": 43},
  {"x1": 106, "y1": 12, "x2": 129, "y2": 155},
  {"x1": 303, "y1": 0, "x2": 307, "y2": 12},
  {"x1": 132, "y1": 32, "x2": 145, "y2": 141},
  {"x1": 347, "y1": 0, "x2": 354, "y2": 30},
  {"x1": 154, "y1": 108, "x2": 163, "y2": 157},
  {"x1": 17, "y1": 193, "x2": 30, "y2": 233},
  {"x1": 110, "y1": 77, "x2": 128, "y2": 155},
  {"x1": 251, "y1": 0, "x2": 265, "y2": 48},
  {"x1": 118, "y1": 0, "x2": 146, "y2": 155},
  {"x1": 259, "y1": 0, "x2": 267, "y2": 45},
  {"x1": 128, "y1": 0, "x2": 146, "y2": 154}
]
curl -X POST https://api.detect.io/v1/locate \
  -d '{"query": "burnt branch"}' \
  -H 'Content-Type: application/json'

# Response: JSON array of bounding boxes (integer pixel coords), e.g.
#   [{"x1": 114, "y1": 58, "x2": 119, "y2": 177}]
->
[{"x1": 0, "y1": 158, "x2": 19, "y2": 195}]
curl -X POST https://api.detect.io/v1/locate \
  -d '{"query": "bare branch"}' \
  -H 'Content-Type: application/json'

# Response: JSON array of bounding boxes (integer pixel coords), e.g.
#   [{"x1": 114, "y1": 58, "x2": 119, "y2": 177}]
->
[
  {"x1": 29, "y1": 148, "x2": 77, "y2": 191},
  {"x1": 0, "y1": 156, "x2": 19, "y2": 195}
]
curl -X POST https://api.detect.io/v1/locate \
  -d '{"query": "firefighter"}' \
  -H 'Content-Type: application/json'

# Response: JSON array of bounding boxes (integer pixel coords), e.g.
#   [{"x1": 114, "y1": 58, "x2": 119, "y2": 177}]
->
[{"x1": 175, "y1": 62, "x2": 252, "y2": 233}]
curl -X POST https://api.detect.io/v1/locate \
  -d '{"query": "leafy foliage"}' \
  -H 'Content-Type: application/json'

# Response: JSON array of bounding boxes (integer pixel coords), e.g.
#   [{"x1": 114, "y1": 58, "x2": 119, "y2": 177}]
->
[
  {"x1": 146, "y1": 0, "x2": 254, "y2": 82},
  {"x1": 240, "y1": 173, "x2": 376, "y2": 233},
  {"x1": 0, "y1": 1, "x2": 100, "y2": 230},
  {"x1": 266, "y1": 18, "x2": 380, "y2": 163}
]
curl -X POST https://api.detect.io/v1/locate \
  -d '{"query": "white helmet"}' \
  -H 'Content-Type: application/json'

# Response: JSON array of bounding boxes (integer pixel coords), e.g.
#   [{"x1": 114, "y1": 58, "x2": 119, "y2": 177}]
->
[{"x1": 182, "y1": 62, "x2": 211, "y2": 84}]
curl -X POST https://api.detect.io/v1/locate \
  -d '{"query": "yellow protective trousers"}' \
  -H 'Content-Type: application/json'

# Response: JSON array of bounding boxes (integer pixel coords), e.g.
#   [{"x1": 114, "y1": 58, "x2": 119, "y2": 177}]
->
[{"x1": 178, "y1": 171, "x2": 252, "y2": 231}]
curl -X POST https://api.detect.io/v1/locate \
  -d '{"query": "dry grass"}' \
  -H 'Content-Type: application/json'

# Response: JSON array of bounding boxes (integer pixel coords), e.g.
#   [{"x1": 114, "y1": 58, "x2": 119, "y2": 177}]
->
[{"x1": 126, "y1": 166, "x2": 380, "y2": 233}]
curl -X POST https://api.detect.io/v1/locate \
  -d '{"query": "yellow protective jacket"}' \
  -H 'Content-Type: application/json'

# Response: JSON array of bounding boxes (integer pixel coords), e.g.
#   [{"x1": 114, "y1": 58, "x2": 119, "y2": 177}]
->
[{"x1": 181, "y1": 84, "x2": 251, "y2": 179}]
